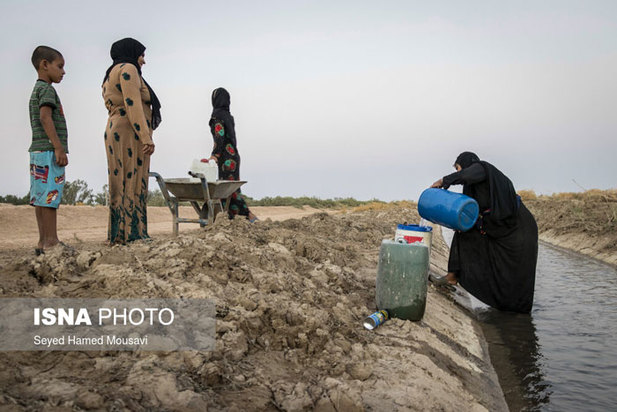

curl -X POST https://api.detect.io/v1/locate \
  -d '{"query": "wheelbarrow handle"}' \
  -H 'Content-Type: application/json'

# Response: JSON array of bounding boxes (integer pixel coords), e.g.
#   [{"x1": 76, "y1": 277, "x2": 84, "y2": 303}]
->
[
  {"x1": 188, "y1": 171, "x2": 206, "y2": 180},
  {"x1": 149, "y1": 172, "x2": 173, "y2": 203}
]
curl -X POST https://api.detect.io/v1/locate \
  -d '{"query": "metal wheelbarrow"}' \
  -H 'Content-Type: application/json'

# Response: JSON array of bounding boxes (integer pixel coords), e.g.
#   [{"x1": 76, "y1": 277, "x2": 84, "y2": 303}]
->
[{"x1": 149, "y1": 171, "x2": 246, "y2": 235}]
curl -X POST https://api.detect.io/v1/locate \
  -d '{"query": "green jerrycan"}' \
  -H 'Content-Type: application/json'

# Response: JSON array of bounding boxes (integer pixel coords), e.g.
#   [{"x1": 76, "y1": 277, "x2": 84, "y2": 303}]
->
[{"x1": 376, "y1": 240, "x2": 429, "y2": 321}]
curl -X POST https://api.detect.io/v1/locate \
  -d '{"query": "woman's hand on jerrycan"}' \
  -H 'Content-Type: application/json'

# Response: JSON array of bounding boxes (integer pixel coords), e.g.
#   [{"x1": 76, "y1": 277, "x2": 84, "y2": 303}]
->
[{"x1": 430, "y1": 179, "x2": 443, "y2": 188}]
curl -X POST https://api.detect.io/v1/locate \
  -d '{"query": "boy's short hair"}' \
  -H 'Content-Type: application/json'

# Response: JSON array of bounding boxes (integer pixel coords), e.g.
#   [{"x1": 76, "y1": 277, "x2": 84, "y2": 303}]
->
[{"x1": 31, "y1": 46, "x2": 63, "y2": 70}]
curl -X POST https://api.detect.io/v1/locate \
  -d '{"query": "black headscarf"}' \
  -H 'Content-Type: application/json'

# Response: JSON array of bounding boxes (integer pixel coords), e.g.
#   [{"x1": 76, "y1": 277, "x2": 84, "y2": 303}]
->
[
  {"x1": 455, "y1": 152, "x2": 519, "y2": 223},
  {"x1": 455, "y1": 151, "x2": 480, "y2": 169},
  {"x1": 209, "y1": 88, "x2": 236, "y2": 147},
  {"x1": 103, "y1": 38, "x2": 161, "y2": 130}
]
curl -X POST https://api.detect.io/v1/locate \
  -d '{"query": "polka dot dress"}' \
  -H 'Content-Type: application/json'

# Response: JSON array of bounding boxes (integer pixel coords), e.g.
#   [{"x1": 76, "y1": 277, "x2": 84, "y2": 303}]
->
[{"x1": 102, "y1": 63, "x2": 154, "y2": 244}]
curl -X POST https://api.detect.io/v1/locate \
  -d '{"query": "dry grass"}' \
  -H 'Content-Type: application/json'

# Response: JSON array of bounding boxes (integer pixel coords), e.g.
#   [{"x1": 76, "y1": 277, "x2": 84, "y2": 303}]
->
[
  {"x1": 350, "y1": 200, "x2": 417, "y2": 212},
  {"x1": 525, "y1": 189, "x2": 617, "y2": 237},
  {"x1": 517, "y1": 190, "x2": 537, "y2": 201}
]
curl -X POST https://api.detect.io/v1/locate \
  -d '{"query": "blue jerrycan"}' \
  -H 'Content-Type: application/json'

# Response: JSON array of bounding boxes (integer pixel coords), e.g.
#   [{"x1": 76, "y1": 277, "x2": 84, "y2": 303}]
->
[{"x1": 418, "y1": 188, "x2": 479, "y2": 231}]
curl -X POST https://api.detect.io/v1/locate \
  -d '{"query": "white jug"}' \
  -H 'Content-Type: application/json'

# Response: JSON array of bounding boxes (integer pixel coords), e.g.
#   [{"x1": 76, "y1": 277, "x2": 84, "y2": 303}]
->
[{"x1": 189, "y1": 159, "x2": 218, "y2": 182}]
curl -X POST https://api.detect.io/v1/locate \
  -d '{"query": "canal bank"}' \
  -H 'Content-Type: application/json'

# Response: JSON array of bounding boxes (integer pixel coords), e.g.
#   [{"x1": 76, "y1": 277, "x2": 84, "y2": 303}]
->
[
  {"x1": 524, "y1": 189, "x2": 617, "y2": 267},
  {"x1": 3, "y1": 190, "x2": 612, "y2": 410},
  {"x1": 0, "y1": 205, "x2": 507, "y2": 410},
  {"x1": 538, "y1": 231, "x2": 617, "y2": 267}
]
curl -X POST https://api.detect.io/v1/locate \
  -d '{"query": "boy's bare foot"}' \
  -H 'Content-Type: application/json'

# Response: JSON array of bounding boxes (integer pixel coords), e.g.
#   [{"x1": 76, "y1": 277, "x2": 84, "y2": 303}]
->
[
  {"x1": 41, "y1": 240, "x2": 60, "y2": 250},
  {"x1": 42, "y1": 241, "x2": 75, "y2": 253},
  {"x1": 35, "y1": 240, "x2": 60, "y2": 256}
]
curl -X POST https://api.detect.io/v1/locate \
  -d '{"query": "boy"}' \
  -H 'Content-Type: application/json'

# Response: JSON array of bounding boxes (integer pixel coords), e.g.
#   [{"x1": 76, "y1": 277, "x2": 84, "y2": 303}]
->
[{"x1": 29, "y1": 45, "x2": 68, "y2": 255}]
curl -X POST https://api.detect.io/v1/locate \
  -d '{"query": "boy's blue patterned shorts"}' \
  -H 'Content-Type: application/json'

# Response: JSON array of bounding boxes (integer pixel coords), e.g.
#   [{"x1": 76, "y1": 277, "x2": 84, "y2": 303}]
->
[{"x1": 29, "y1": 151, "x2": 65, "y2": 208}]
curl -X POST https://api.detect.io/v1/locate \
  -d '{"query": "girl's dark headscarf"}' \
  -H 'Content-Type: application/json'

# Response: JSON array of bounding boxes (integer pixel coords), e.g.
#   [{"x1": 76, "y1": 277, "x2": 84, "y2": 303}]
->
[
  {"x1": 455, "y1": 151, "x2": 519, "y2": 223},
  {"x1": 103, "y1": 38, "x2": 161, "y2": 130},
  {"x1": 209, "y1": 88, "x2": 236, "y2": 147}
]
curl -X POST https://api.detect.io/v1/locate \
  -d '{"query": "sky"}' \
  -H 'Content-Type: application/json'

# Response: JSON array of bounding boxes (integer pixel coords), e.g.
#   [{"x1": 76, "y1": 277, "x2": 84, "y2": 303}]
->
[{"x1": 1, "y1": 0, "x2": 616, "y2": 201}]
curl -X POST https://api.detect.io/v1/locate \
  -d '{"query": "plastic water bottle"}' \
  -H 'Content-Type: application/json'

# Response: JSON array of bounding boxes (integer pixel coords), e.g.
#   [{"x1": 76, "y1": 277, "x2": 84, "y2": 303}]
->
[
  {"x1": 363, "y1": 310, "x2": 389, "y2": 330},
  {"x1": 189, "y1": 159, "x2": 218, "y2": 182}
]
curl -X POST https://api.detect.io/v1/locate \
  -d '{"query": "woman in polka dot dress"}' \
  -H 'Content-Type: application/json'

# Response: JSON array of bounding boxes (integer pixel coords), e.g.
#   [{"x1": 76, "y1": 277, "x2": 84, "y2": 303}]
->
[
  {"x1": 208, "y1": 88, "x2": 257, "y2": 221},
  {"x1": 102, "y1": 38, "x2": 161, "y2": 244}
]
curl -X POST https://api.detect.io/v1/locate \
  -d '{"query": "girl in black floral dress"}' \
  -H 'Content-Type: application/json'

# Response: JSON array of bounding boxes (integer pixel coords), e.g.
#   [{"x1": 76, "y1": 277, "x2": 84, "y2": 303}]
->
[{"x1": 208, "y1": 87, "x2": 257, "y2": 221}]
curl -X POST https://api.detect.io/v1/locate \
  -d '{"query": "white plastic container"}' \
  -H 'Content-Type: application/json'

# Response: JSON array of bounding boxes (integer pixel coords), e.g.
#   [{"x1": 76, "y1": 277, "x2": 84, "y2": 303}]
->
[
  {"x1": 189, "y1": 159, "x2": 218, "y2": 182},
  {"x1": 394, "y1": 224, "x2": 433, "y2": 254}
]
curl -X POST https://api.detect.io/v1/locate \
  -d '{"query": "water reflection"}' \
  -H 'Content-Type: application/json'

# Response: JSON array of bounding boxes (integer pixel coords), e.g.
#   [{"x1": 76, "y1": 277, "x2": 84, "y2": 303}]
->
[
  {"x1": 458, "y1": 244, "x2": 617, "y2": 411},
  {"x1": 478, "y1": 310, "x2": 551, "y2": 411},
  {"x1": 531, "y1": 244, "x2": 617, "y2": 411}
]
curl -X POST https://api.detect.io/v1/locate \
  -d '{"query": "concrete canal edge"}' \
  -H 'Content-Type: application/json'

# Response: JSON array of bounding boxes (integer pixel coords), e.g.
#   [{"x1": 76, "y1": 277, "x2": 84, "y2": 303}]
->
[
  {"x1": 539, "y1": 231, "x2": 617, "y2": 267},
  {"x1": 420, "y1": 225, "x2": 509, "y2": 411}
]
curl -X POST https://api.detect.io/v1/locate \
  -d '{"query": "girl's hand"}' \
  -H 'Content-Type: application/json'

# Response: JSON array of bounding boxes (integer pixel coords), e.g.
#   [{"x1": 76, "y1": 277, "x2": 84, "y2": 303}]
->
[
  {"x1": 208, "y1": 156, "x2": 217, "y2": 164},
  {"x1": 143, "y1": 143, "x2": 155, "y2": 155},
  {"x1": 430, "y1": 179, "x2": 443, "y2": 188}
]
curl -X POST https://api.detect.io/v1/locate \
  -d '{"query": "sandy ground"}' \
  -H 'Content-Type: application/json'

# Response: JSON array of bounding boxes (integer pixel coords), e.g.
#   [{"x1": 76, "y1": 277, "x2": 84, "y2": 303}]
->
[
  {"x1": 0, "y1": 204, "x2": 506, "y2": 411},
  {"x1": 0, "y1": 204, "x2": 324, "y2": 251}
]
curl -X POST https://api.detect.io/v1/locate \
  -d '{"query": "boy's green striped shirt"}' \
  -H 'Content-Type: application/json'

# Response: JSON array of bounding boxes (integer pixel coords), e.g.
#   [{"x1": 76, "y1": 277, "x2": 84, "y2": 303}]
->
[{"x1": 28, "y1": 80, "x2": 68, "y2": 153}]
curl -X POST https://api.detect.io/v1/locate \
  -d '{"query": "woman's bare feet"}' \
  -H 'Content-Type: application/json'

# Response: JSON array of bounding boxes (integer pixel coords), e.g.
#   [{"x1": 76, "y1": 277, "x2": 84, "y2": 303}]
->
[{"x1": 446, "y1": 272, "x2": 458, "y2": 285}]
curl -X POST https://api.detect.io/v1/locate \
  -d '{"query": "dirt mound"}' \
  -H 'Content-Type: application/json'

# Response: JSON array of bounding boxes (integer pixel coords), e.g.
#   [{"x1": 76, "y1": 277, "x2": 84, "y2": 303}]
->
[
  {"x1": 0, "y1": 209, "x2": 504, "y2": 411},
  {"x1": 524, "y1": 190, "x2": 617, "y2": 265}
]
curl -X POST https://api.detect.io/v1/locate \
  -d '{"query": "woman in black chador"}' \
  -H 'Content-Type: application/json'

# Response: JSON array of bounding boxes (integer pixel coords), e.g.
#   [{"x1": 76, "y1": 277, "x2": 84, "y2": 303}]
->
[
  {"x1": 430, "y1": 152, "x2": 538, "y2": 313},
  {"x1": 207, "y1": 87, "x2": 257, "y2": 221}
]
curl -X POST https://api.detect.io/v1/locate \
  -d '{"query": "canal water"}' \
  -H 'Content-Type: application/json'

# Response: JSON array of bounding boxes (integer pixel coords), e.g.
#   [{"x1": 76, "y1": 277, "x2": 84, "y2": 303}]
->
[{"x1": 472, "y1": 243, "x2": 617, "y2": 411}]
